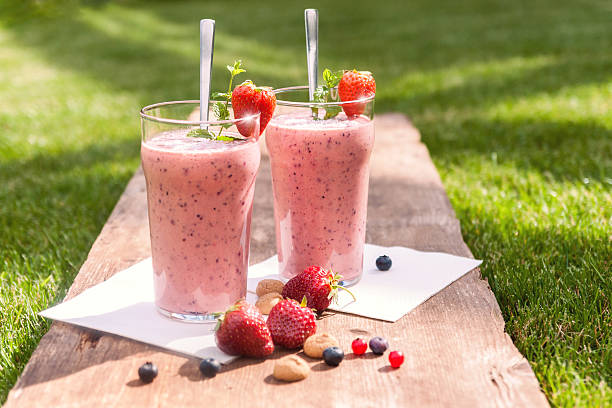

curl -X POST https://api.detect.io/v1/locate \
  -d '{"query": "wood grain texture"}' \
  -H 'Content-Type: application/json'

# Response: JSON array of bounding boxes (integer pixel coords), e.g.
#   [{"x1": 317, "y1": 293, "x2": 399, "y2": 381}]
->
[{"x1": 4, "y1": 114, "x2": 548, "y2": 408}]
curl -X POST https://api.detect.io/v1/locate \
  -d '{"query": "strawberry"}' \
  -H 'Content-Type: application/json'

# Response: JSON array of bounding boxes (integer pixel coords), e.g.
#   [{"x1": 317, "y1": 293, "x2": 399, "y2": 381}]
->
[
  {"x1": 215, "y1": 299, "x2": 274, "y2": 357},
  {"x1": 231, "y1": 80, "x2": 276, "y2": 137},
  {"x1": 255, "y1": 87, "x2": 276, "y2": 134},
  {"x1": 337, "y1": 69, "x2": 376, "y2": 117},
  {"x1": 282, "y1": 266, "x2": 355, "y2": 312},
  {"x1": 267, "y1": 298, "x2": 317, "y2": 349}
]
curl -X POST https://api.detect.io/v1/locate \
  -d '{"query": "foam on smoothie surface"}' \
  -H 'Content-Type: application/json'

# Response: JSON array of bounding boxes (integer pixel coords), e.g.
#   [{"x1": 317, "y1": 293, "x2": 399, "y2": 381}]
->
[
  {"x1": 143, "y1": 128, "x2": 255, "y2": 153},
  {"x1": 270, "y1": 112, "x2": 371, "y2": 129}
]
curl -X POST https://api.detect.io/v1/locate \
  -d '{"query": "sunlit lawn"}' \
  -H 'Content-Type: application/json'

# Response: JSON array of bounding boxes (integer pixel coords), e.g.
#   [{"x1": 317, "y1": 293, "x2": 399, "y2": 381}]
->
[{"x1": 0, "y1": 1, "x2": 610, "y2": 405}]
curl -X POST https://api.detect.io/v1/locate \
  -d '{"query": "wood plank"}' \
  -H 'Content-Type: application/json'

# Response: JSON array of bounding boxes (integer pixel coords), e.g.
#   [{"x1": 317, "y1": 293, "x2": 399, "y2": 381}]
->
[{"x1": 4, "y1": 114, "x2": 548, "y2": 408}]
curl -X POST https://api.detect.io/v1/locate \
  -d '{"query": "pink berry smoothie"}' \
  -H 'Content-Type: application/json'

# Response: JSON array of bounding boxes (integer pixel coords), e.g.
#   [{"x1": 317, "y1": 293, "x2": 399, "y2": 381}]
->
[
  {"x1": 141, "y1": 129, "x2": 260, "y2": 318},
  {"x1": 265, "y1": 112, "x2": 375, "y2": 285}
]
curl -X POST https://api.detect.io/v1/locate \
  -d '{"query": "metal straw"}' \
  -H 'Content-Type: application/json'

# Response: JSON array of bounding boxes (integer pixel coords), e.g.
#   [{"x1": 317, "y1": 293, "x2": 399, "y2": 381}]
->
[
  {"x1": 200, "y1": 19, "x2": 215, "y2": 126},
  {"x1": 304, "y1": 9, "x2": 318, "y2": 101}
]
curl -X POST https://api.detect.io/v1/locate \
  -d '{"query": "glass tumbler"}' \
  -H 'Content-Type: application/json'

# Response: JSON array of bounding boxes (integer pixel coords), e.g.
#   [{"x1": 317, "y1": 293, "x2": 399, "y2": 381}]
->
[
  {"x1": 265, "y1": 86, "x2": 375, "y2": 286},
  {"x1": 140, "y1": 100, "x2": 260, "y2": 321}
]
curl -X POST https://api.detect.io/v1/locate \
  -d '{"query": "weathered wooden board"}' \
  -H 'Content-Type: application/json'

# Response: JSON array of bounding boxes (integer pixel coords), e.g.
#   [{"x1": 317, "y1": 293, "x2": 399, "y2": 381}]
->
[{"x1": 4, "y1": 114, "x2": 548, "y2": 407}]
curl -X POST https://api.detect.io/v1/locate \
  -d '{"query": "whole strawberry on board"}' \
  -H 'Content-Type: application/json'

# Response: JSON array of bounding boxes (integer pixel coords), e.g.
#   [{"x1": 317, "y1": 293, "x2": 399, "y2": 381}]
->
[
  {"x1": 267, "y1": 298, "x2": 317, "y2": 349},
  {"x1": 215, "y1": 299, "x2": 274, "y2": 358},
  {"x1": 338, "y1": 69, "x2": 376, "y2": 117},
  {"x1": 232, "y1": 80, "x2": 276, "y2": 137},
  {"x1": 282, "y1": 266, "x2": 356, "y2": 313}
]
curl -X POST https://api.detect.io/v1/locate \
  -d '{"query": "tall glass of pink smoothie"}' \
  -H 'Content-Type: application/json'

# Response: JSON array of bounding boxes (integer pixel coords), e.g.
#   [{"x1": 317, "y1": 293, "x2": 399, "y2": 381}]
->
[
  {"x1": 265, "y1": 86, "x2": 375, "y2": 286},
  {"x1": 140, "y1": 101, "x2": 260, "y2": 322}
]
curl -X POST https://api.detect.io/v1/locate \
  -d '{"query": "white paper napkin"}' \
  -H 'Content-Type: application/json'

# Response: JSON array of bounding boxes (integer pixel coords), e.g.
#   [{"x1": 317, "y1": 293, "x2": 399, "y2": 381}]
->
[
  {"x1": 40, "y1": 244, "x2": 481, "y2": 360},
  {"x1": 248, "y1": 244, "x2": 482, "y2": 322},
  {"x1": 39, "y1": 258, "x2": 257, "y2": 364}
]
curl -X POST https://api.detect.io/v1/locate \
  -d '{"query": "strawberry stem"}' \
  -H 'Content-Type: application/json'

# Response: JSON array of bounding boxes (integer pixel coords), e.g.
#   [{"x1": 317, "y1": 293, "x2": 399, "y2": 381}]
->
[
  {"x1": 338, "y1": 285, "x2": 357, "y2": 302},
  {"x1": 330, "y1": 269, "x2": 357, "y2": 303}
]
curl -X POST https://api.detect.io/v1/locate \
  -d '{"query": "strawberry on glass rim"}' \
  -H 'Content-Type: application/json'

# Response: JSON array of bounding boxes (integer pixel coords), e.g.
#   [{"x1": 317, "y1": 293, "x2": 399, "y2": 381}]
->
[
  {"x1": 310, "y1": 68, "x2": 376, "y2": 119},
  {"x1": 188, "y1": 60, "x2": 276, "y2": 140},
  {"x1": 231, "y1": 80, "x2": 276, "y2": 137},
  {"x1": 338, "y1": 69, "x2": 376, "y2": 117}
]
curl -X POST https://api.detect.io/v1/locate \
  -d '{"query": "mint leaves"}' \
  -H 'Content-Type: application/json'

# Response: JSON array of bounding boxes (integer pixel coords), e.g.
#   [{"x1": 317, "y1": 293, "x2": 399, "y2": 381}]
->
[
  {"x1": 188, "y1": 60, "x2": 246, "y2": 141},
  {"x1": 312, "y1": 68, "x2": 344, "y2": 119},
  {"x1": 186, "y1": 128, "x2": 215, "y2": 139},
  {"x1": 212, "y1": 100, "x2": 230, "y2": 122},
  {"x1": 321, "y1": 69, "x2": 343, "y2": 92},
  {"x1": 227, "y1": 60, "x2": 246, "y2": 82}
]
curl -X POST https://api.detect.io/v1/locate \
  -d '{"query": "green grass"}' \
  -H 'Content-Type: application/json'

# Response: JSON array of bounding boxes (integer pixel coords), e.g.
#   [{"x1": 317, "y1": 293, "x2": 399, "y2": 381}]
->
[{"x1": 0, "y1": 0, "x2": 610, "y2": 405}]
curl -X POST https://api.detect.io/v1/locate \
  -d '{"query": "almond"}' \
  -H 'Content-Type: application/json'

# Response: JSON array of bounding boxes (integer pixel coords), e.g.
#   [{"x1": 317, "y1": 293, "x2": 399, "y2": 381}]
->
[
  {"x1": 256, "y1": 279, "x2": 285, "y2": 297},
  {"x1": 273, "y1": 355, "x2": 310, "y2": 382},
  {"x1": 303, "y1": 333, "x2": 340, "y2": 358},
  {"x1": 255, "y1": 292, "x2": 283, "y2": 314}
]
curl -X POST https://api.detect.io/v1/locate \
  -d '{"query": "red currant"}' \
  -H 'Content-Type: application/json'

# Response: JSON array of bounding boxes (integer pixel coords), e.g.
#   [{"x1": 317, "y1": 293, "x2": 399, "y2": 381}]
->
[
  {"x1": 388, "y1": 350, "x2": 404, "y2": 368},
  {"x1": 351, "y1": 338, "x2": 368, "y2": 355}
]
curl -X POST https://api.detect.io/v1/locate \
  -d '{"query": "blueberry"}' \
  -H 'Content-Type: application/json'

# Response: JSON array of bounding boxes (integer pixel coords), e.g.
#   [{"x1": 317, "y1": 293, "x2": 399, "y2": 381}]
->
[
  {"x1": 376, "y1": 255, "x2": 392, "y2": 271},
  {"x1": 199, "y1": 357, "x2": 221, "y2": 378},
  {"x1": 138, "y1": 362, "x2": 158, "y2": 383},
  {"x1": 369, "y1": 336, "x2": 389, "y2": 355},
  {"x1": 323, "y1": 346, "x2": 344, "y2": 366}
]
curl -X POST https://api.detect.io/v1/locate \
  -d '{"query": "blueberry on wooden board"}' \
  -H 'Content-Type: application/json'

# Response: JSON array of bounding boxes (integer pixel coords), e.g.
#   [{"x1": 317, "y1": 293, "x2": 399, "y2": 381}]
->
[
  {"x1": 138, "y1": 362, "x2": 158, "y2": 383},
  {"x1": 199, "y1": 358, "x2": 221, "y2": 378},
  {"x1": 323, "y1": 347, "x2": 345, "y2": 366}
]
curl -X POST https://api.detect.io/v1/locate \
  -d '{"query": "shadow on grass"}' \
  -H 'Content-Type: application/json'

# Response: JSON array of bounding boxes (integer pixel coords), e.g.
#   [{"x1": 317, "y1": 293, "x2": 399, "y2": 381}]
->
[
  {"x1": 3, "y1": 4, "x2": 301, "y2": 106},
  {"x1": 2, "y1": 1, "x2": 609, "y2": 186},
  {"x1": 3, "y1": 0, "x2": 611, "y2": 106}
]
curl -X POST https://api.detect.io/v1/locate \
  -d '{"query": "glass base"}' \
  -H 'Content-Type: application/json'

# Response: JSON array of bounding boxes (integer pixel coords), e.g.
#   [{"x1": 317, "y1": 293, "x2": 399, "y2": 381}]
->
[{"x1": 157, "y1": 306, "x2": 220, "y2": 323}]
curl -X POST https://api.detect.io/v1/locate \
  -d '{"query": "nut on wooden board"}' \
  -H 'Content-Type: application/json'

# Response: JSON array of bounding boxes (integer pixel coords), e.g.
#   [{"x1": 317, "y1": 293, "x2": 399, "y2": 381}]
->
[
  {"x1": 273, "y1": 355, "x2": 310, "y2": 382},
  {"x1": 303, "y1": 333, "x2": 340, "y2": 358},
  {"x1": 255, "y1": 292, "x2": 283, "y2": 314},
  {"x1": 256, "y1": 279, "x2": 285, "y2": 297}
]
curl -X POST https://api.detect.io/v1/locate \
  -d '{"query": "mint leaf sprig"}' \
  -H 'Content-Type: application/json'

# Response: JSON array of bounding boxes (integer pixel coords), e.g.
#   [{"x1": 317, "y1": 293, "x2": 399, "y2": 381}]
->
[
  {"x1": 187, "y1": 60, "x2": 247, "y2": 141},
  {"x1": 312, "y1": 68, "x2": 343, "y2": 120}
]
